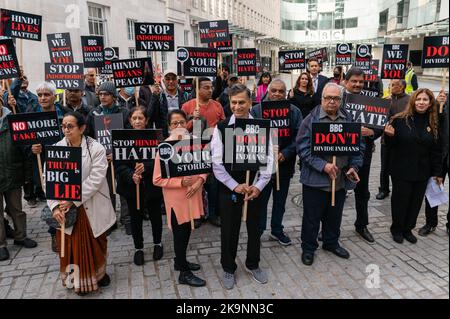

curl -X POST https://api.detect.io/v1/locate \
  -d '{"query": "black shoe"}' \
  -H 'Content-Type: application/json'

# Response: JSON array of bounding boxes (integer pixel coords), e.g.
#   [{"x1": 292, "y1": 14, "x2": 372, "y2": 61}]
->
[
  {"x1": 5, "y1": 223, "x2": 14, "y2": 239},
  {"x1": 403, "y1": 232, "x2": 417, "y2": 244},
  {"x1": 178, "y1": 271, "x2": 206, "y2": 287},
  {"x1": 356, "y1": 227, "x2": 375, "y2": 243},
  {"x1": 134, "y1": 250, "x2": 145, "y2": 266},
  {"x1": 175, "y1": 262, "x2": 201, "y2": 272},
  {"x1": 318, "y1": 231, "x2": 323, "y2": 242},
  {"x1": 418, "y1": 224, "x2": 436, "y2": 237},
  {"x1": 98, "y1": 274, "x2": 111, "y2": 287},
  {"x1": 14, "y1": 238, "x2": 37, "y2": 248},
  {"x1": 124, "y1": 223, "x2": 132, "y2": 236},
  {"x1": 393, "y1": 234, "x2": 404, "y2": 244},
  {"x1": 375, "y1": 191, "x2": 390, "y2": 200},
  {"x1": 153, "y1": 244, "x2": 163, "y2": 261},
  {"x1": 301, "y1": 252, "x2": 314, "y2": 266},
  {"x1": 194, "y1": 219, "x2": 202, "y2": 229},
  {"x1": 208, "y1": 216, "x2": 221, "y2": 227},
  {"x1": 323, "y1": 246, "x2": 350, "y2": 259},
  {"x1": 0, "y1": 247, "x2": 10, "y2": 261},
  {"x1": 51, "y1": 234, "x2": 58, "y2": 253},
  {"x1": 27, "y1": 199, "x2": 38, "y2": 208}
]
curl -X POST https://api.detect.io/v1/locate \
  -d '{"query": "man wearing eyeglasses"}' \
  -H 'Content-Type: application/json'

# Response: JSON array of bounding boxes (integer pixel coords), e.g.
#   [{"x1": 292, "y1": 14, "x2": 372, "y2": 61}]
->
[{"x1": 297, "y1": 83, "x2": 364, "y2": 266}]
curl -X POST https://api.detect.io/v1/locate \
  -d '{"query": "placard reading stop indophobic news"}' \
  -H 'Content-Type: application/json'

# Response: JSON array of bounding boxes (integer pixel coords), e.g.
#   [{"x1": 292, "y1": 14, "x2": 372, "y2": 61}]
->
[
  {"x1": 198, "y1": 20, "x2": 230, "y2": 44},
  {"x1": 278, "y1": 50, "x2": 306, "y2": 71},
  {"x1": 45, "y1": 63, "x2": 84, "y2": 90},
  {"x1": 421, "y1": 35, "x2": 449, "y2": 69},
  {"x1": 47, "y1": 33, "x2": 73, "y2": 64},
  {"x1": 158, "y1": 138, "x2": 212, "y2": 179},
  {"x1": 311, "y1": 123, "x2": 361, "y2": 156},
  {"x1": 81, "y1": 36, "x2": 105, "y2": 68},
  {"x1": 335, "y1": 43, "x2": 353, "y2": 66},
  {"x1": 7, "y1": 112, "x2": 61, "y2": 146},
  {"x1": 135, "y1": 23, "x2": 175, "y2": 52},
  {"x1": 112, "y1": 129, "x2": 163, "y2": 164},
  {"x1": 344, "y1": 94, "x2": 390, "y2": 129},
  {"x1": 381, "y1": 44, "x2": 409, "y2": 79},
  {"x1": 0, "y1": 38, "x2": 20, "y2": 80},
  {"x1": 0, "y1": 9, "x2": 42, "y2": 41},
  {"x1": 177, "y1": 47, "x2": 217, "y2": 77},
  {"x1": 112, "y1": 58, "x2": 154, "y2": 88},
  {"x1": 45, "y1": 146, "x2": 82, "y2": 202}
]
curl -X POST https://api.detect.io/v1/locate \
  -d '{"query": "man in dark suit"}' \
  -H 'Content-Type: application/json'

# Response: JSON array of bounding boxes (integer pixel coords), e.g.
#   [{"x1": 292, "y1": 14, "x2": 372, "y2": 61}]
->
[{"x1": 308, "y1": 57, "x2": 328, "y2": 101}]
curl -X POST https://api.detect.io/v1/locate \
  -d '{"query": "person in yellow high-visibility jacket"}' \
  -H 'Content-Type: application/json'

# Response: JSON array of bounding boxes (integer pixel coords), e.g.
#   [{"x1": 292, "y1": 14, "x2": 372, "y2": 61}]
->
[{"x1": 405, "y1": 62, "x2": 418, "y2": 94}]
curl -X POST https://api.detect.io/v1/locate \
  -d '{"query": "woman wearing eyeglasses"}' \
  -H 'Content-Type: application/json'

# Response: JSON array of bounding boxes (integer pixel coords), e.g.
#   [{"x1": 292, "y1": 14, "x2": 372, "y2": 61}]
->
[
  {"x1": 47, "y1": 111, "x2": 116, "y2": 296},
  {"x1": 116, "y1": 106, "x2": 164, "y2": 266},
  {"x1": 153, "y1": 110, "x2": 208, "y2": 287}
]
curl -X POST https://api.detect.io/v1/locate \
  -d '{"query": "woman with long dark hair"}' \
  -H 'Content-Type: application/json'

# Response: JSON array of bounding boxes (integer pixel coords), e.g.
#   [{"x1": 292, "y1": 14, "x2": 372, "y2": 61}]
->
[
  {"x1": 384, "y1": 89, "x2": 442, "y2": 244},
  {"x1": 289, "y1": 72, "x2": 319, "y2": 119},
  {"x1": 255, "y1": 72, "x2": 272, "y2": 103}
]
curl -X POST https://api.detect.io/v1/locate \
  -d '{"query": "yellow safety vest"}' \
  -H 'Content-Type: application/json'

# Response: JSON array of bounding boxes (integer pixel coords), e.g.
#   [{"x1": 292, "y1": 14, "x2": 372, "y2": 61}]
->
[{"x1": 405, "y1": 69, "x2": 414, "y2": 94}]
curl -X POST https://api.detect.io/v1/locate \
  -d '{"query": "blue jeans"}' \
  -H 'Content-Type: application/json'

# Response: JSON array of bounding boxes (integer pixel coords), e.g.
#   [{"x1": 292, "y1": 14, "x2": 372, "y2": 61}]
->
[{"x1": 259, "y1": 177, "x2": 291, "y2": 236}]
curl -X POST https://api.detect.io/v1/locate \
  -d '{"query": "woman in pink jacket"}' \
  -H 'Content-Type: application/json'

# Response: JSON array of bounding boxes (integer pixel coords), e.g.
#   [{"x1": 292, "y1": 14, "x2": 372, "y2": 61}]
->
[{"x1": 153, "y1": 110, "x2": 208, "y2": 288}]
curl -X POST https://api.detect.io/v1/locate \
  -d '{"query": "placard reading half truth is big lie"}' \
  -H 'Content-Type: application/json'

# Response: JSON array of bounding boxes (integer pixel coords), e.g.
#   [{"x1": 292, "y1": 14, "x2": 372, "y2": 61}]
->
[{"x1": 45, "y1": 146, "x2": 82, "y2": 202}]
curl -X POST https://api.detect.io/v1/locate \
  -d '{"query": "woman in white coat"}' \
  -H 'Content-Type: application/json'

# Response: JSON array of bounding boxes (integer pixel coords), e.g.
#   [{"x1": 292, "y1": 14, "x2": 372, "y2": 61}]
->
[{"x1": 47, "y1": 111, "x2": 116, "y2": 296}]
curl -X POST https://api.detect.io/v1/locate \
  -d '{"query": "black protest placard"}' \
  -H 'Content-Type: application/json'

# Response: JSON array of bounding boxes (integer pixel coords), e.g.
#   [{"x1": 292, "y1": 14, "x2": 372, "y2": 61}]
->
[
  {"x1": 112, "y1": 58, "x2": 154, "y2": 88},
  {"x1": 421, "y1": 35, "x2": 449, "y2": 68},
  {"x1": 177, "y1": 47, "x2": 217, "y2": 77},
  {"x1": 0, "y1": 38, "x2": 20, "y2": 80},
  {"x1": 335, "y1": 43, "x2": 353, "y2": 66},
  {"x1": 261, "y1": 101, "x2": 291, "y2": 148},
  {"x1": 45, "y1": 146, "x2": 82, "y2": 202},
  {"x1": 101, "y1": 47, "x2": 119, "y2": 75},
  {"x1": 94, "y1": 114, "x2": 124, "y2": 155},
  {"x1": 199, "y1": 20, "x2": 230, "y2": 44},
  {"x1": 45, "y1": 63, "x2": 84, "y2": 90},
  {"x1": 179, "y1": 78, "x2": 193, "y2": 95},
  {"x1": 355, "y1": 44, "x2": 372, "y2": 71},
  {"x1": 158, "y1": 138, "x2": 212, "y2": 179},
  {"x1": 232, "y1": 118, "x2": 271, "y2": 171},
  {"x1": 0, "y1": 9, "x2": 42, "y2": 41},
  {"x1": 47, "y1": 33, "x2": 73, "y2": 64},
  {"x1": 381, "y1": 44, "x2": 409, "y2": 79},
  {"x1": 112, "y1": 129, "x2": 163, "y2": 163},
  {"x1": 7, "y1": 112, "x2": 61, "y2": 146},
  {"x1": 237, "y1": 49, "x2": 257, "y2": 76},
  {"x1": 81, "y1": 36, "x2": 105, "y2": 68},
  {"x1": 208, "y1": 37, "x2": 233, "y2": 53},
  {"x1": 364, "y1": 59, "x2": 380, "y2": 82},
  {"x1": 308, "y1": 48, "x2": 328, "y2": 65},
  {"x1": 135, "y1": 23, "x2": 175, "y2": 52},
  {"x1": 279, "y1": 50, "x2": 306, "y2": 72},
  {"x1": 344, "y1": 94, "x2": 390, "y2": 129},
  {"x1": 311, "y1": 123, "x2": 361, "y2": 156},
  {"x1": 256, "y1": 50, "x2": 262, "y2": 73}
]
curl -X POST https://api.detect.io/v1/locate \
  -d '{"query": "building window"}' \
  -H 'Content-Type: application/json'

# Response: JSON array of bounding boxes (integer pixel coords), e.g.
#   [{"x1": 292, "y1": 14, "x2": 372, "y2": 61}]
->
[
  {"x1": 184, "y1": 30, "x2": 190, "y2": 46},
  {"x1": 127, "y1": 19, "x2": 136, "y2": 41},
  {"x1": 307, "y1": 20, "x2": 318, "y2": 30},
  {"x1": 88, "y1": 3, "x2": 107, "y2": 38},
  {"x1": 334, "y1": 19, "x2": 344, "y2": 29},
  {"x1": 319, "y1": 13, "x2": 332, "y2": 30},
  {"x1": 193, "y1": 32, "x2": 199, "y2": 47},
  {"x1": 345, "y1": 18, "x2": 358, "y2": 28},
  {"x1": 161, "y1": 52, "x2": 168, "y2": 72},
  {"x1": 129, "y1": 47, "x2": 136, "y2": 58},
  {"x1": 397, "y1": 0, "x2": 405, "y2": 24},
  {"x1": 192, "y1": 0, "x2": 199, "y2": 9},
  {"x1": 379, "y1": 9, "x2": 388, "y2": 30}
]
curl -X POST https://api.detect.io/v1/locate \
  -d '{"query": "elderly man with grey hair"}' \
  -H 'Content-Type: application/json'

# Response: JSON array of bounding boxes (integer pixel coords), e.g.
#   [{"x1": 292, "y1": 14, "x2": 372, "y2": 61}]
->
[
  {"x1": 296, "y1": 82, "x2": 364, "y2": 266},
  {"x1": 251, "y1": 78, "x2": 303, "y2": 246}
]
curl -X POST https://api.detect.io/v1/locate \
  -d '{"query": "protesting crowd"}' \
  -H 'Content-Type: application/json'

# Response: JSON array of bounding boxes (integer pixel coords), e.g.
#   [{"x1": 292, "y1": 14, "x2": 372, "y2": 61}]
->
[{"x1": 0, "y1": 10, "x2": 448, "y2": 297}]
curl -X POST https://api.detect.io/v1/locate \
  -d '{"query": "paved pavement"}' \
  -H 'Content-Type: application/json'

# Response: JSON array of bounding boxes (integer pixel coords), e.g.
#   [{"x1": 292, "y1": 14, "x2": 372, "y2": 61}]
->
[{"x1": 0, "y1": 138, "x2": 448, "y2": 299}]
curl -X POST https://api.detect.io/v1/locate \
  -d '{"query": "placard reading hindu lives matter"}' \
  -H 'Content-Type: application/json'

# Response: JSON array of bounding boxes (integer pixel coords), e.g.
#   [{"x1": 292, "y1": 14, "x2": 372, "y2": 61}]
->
[
  {"x1": 158, "y1": 138, "x2": 212, "y2": 179},
  {"x1": 0, "y1": 9, "x2": 42, "y2": 41},
  {"x1": 7, "y1": 112, "x2": 61, "y2": 146},
  {"x1": 311, "y1": 123, "x2": 362, "y2": 156},
  {"x1": 112, "y1": 58, "x2": 154, "y2": 88},
  {"x1": 81, "y1": 36, "x2": 105, "y2": 68},
  {"x1": 237, "y1": 48, "x2": 257, "y2": 76},
  {"x1": 208, "y1": 37, "x2": 233, "y2": 53},
  {"x1": 198, "y1": 20, "x2": 230, "y2": 44},
  {"x1": 0, "y1": 38, "x2": 20, "y2": 79},
  {"x1": 45, "y1": 63, "x2": 84, "y2": 90},
  {"x1": 261, "y1": 100, "x2": 291, "y2": 148},
  {"x1": 94, "y1": 114, "x2": 124, "y2": 155},
  {"x1": 381, "y1": 44, "x2": 409, "y2": 79},
  {"x1": 279, "y1": 50, "x2": 306, "y2": 72},
  {"x1": 135, "y1": 23, "x2": 175, "y2": 52},
  {"x1": 111, "y1": 129, "x2": 163, "y2": 163},
  {"x1": 47, "y1": 33, "x2": 73, "y2": 64},
  {"x1": 355, "y1": 44, "x2": 372, "y2": 71},
  {"x1": 45, "y1": 146, "x2": 82, "y2": 202},
  {"x1": 179, "y1": 78, "x2": 194, "y2": 95},
  {"x1": 335, "y1": 43, "x2": 353, "y2": 66},
  {"x1": 345, "y1": 94, "x2": 390, "y2": 129},
  {"x1": 176, "y1": 47, "x2": 217, "y2": 77},
  {"x1": 100, "y1": 46, "x2": 119, "y2": 75},
  {"x1": 421, "y1": 35, "x2": 449, "y2": 69},
  {"x1": 232, "y1": 118, "x2": 271, "y2": 171}
]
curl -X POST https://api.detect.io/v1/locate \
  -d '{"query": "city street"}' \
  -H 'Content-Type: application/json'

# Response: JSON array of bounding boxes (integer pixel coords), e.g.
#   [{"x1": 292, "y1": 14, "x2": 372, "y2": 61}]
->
[{"x1": 0, "y1": 137, "x2": 448, "y2": 299}]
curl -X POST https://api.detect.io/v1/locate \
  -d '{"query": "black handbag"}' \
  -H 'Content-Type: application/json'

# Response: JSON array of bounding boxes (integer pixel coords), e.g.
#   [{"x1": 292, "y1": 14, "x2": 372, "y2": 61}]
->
[{"x1": 40, "y1": 205, "x2": 78, "y2": 229}]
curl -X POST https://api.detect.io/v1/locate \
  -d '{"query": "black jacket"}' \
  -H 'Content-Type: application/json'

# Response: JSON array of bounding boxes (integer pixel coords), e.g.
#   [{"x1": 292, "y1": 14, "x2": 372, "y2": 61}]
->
[
  {"x1": 85, "y1": 105, "x2": 130, "y2": 138},
  {"x1": 289, "y1": 89, "x2": 320, "y2": 119},
  {"x1": 385, "y1": 113, "x2": 442, "y2": 181},
  {"x1": 116, "y1": 161, "x2": 162, "y2": 201},
  {"x1": 312, "y1": 74, "x2": 329, "y2": 101}
]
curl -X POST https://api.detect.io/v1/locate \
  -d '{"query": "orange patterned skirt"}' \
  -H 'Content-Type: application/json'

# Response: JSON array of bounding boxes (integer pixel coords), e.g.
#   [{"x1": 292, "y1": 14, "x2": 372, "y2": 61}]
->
[{"x1": 56, "y1": 206, "x2": 108, "y2": 294}]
